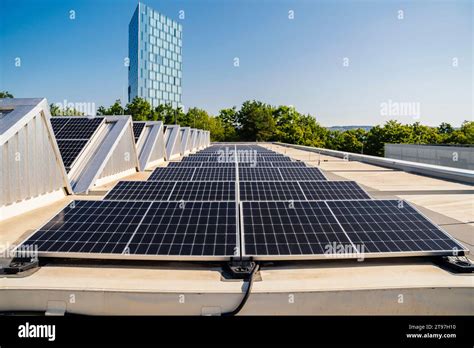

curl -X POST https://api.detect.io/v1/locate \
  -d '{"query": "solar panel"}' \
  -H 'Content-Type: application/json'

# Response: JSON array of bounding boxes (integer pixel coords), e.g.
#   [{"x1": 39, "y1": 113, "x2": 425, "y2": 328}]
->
[
  {"x1": 241, "y1": 200, "x2": 466, "y2": 260},
  {"x1": 238, "y1": 168, "x2": 284, "y2": 181},
  {"x1": 50, "y1": 118, "x2": 70, "y2": 135},
  {"x1": 170, "y1": 182, "x2": 235, "y2": 201},
  {"x1": 238, "y1": 167, "x2": 327, "y2": 181},
  {"x1": 326, "y1": 200, "x2": 465, "y2": 255},
  {"x1": 238, "y1": 162, "x2": 274, "y2": 168},
  {"x1": 238, "y1": 162, "x2": 306, "y2": 168},
  {"x1": 105, "y1": 181, "x2": 235, "y2": 201},
  {"x1": 167, "y1": 162, "x2": 235, "y2": 168},
  {"x1": 19, "y1": 140, "x2": 466, "y2": 263},
  {"x1": 242, "y1": 201, "x2": 351, "y2": 257},
  {"x1": 105, "y1": 181, "x2": 176, "y2": 201},
  {"x1": 133, "y1": 122, "x2": 146, "y2": 142},
  {"x1": 269, "y1": 162, "x2": 307, "y2": 167},
  {"x1": 18, "y1": 200, "x2": 237, "y2": 260},
  {"x1": 261, "y1": 156, "x2": 292, "y2": 162},
  {"x1": 298, "y1": 181, "x2": 370, "y2": 200},
  {"x1": 148, "y1": 168, "x2": 195, "y2": 181},
  {"x1": 279, "y1": 167, "x2": 327, "y2": 181},
  {"x1": 56, "y1": 139, "x2": 88, "y2": 172},
  {"x1": 193, "y1": 167, "x2": 236, "y2": 181},
  {"x1": 147, "y1": 167, "x2": 236, "y2": 181},
  {"x1": 182, "y1": 156, "x2": 210, "y2": 162},
  {"x1": 239, "y1": 181, "x2": 370, "y2": 201},
  {"x1": 55, "y1": 118, "x2": 103, "y2": 139},
  {"x1": 127, "y1": 201, "x2": 237, "y2": 258},
  {"x1": 167, "y1": 161, "x2": 204, "y2": 168},
  {"x1": 240, "y1": 182, "x2": 307, "y2": 201},
  {"x1": 200, "y1": 162, "x2": 236, "y2": 168}
]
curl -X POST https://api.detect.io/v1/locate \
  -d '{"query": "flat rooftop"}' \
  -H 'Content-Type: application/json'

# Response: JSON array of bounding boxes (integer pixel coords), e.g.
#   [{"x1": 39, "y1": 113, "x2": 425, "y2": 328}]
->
[{"x1": 0, "y1": 143, "x2": 472, "y2": 315}]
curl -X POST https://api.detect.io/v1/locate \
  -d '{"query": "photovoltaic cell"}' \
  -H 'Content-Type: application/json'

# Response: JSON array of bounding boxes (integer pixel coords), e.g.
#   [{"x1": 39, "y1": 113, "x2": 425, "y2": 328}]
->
[
  {"x1": 239, "y1": 182, "x2": 307, "y2": 201},
  {"x1": 133, "y1": 122, "x2": 146, "y2": 142},
  {"x1": 50, "y1": 118, "x2": 70, "y2": 135},
  {"x1": 238, "y1": 168, "x2": 284, "y2": 181},
  {"x1": 193, "y1": 167, "x2": 236, "y2": 181},
  {"x1": 105, "y1": 181, "x2": 235, "y2": 201},
  {"x1": 19, "y1": 200, "x2": 149, "y2": 255},
  {"x1": 55, "y1": 118, "x2": 103, "y2": 139},
  {"x1": 242, "y1": 201, "x2": 351, "y2": 256},
  {"x1": 128, "y1": 201, "x2": 237, "y2": 257},
  {"x1": 148, "y1": 168, "x2": 195, "y2": 181},
  {"x1": 18, "y1": 200, "x2": 237, "y2": 259},
  {"x1": 238, "y1": 161, "x2": 306, "y2": 168},
  {"x1": 239, "y1": 181, "x2": 369, "y2": 201},
  {"x1": 167, "y1": 161, "x2": 236, "y2": 168},
  {"x1": 19, "y1": 140, "x2": 466, "y2": 263},
  {"x1": 169, "y1": 181, "x2": 235, "y2": 201},
  {"x1": 326, "y1": 200, "x2": 465, "y2": 254},
  {"x1": 241, "y1": 200, "x2": 466, "y2": 259},
  {"x1": 56, "y1": 139, "x2": 88, "y2": 172},
  {"x1": 104, "y1": 181, "x2": 176, "y2": 201},
  {"x1": 167, "y1": 161, "x2": 204, "y2": 168}
]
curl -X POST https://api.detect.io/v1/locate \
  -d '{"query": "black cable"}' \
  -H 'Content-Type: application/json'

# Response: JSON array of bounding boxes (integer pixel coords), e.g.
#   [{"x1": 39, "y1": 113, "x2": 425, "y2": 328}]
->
[{"x1": 221, "y1": 264, "x2": 260, "y2": 316}]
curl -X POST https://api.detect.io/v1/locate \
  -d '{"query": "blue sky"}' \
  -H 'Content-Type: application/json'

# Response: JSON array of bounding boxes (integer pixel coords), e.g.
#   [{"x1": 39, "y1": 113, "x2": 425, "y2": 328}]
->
[{"x1": 0, "y1": 0, "x2": 472, "y2": 126}]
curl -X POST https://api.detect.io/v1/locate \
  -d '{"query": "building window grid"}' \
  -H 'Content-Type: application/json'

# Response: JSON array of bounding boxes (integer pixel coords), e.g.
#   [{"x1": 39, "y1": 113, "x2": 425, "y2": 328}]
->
[{"x1": 134, "y1": 5, "x2": 182, "y2": 106}]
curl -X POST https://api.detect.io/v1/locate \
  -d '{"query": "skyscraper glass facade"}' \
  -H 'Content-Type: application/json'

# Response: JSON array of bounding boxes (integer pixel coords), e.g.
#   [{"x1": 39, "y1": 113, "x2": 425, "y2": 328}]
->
[{"x1": 128, "y1": 3, "x2": 182, "y2": 108}]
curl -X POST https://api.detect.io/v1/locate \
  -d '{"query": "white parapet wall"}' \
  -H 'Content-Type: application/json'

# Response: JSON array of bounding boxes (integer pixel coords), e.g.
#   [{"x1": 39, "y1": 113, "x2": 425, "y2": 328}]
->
[
  {"x1": 164, "y1": 125, "x2": 181, "y2": 160},
  {"x1": 0, "y1": 98, "x2": 72, "y2": 221},
  {"x1": 71, "y1": 116, "x2": 140, "y2": 193},
  {"x1": 180, "y1": 127, "x2": 191, "y2": 156},
  {"x1": 190, "y1": 129, "x2": 199, "y2": 152},
  {"x1": 135, "y1": 121, "x2": 165, "y2": 170},
  {"x1": 275, "y1": 142, "x2": 474, "y2": 184}
]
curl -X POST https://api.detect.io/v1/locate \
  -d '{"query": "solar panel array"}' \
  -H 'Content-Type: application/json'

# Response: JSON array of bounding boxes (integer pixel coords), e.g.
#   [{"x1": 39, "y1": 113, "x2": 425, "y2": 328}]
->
[
  {"x1": 55, "y1": 139, "x2": 89, "y2": 170},
  {"x1": 105, "y1": 181, "x2": 235, "y2": 201},
  {"x1": 133, "y1": 122, "x2": 146, "y2": 142},
  {"x1": 18, "y1": 143, "x2": 466, "y2": 262},
  {"x1": 148, "y1": 167, "x2": 235, "y2": 181},
  {"x1": 51, "y1": 117, "x2": 104, "y2": 172}
]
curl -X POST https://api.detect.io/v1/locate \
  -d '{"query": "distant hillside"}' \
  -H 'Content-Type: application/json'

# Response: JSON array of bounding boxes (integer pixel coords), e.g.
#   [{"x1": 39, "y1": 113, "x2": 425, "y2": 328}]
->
[{"x1": 328, "y1": 125, "x2": 373, "y2": 131}]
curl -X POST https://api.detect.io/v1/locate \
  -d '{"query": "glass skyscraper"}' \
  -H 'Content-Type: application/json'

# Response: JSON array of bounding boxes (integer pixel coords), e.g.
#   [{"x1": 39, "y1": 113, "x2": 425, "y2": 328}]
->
[{"x1": 128, "y1": 3, "x2": 182, "y2": 108}]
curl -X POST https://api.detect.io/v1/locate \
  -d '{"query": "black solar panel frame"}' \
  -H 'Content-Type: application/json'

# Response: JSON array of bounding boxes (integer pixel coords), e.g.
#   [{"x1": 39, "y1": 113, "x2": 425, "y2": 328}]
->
[
  {"x1": 16, "y1": 200, "x2": 239, "y2": 260},
  {"x1": 55, "y1": 117, "x2": 103, "y2": 140},
  {"x1": 104, "y1": 181, "x2": 236, "y2": 202},
  {"x1": 241, "y1": 199, "x2": 467, "y2": 260},
  {"x1": 133, "y1": 122, "x2": 146, "y2": 142}
]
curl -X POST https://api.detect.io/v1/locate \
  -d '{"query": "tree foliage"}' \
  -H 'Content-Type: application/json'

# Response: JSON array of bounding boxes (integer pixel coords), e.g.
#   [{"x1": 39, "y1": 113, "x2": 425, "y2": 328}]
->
[
  {"x1": 93, "y1": 97, "x2": 474, "y2": 154},
  {"x1": 49, "y1": 103, "x2": 85, "y2": 116},
  {"x1": 0, "y1": 91, "x2": 14, "y2": 98}
]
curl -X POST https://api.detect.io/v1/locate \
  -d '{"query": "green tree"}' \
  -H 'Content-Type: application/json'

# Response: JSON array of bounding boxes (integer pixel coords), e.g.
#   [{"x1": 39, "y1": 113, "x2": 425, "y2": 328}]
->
[
  {"x1": 125, "y1": 97, "x2": 153, "y2": 121},
  {"x1": 217, "y1": 107, "x2": 238, "y2": 141},
  {"x1": 49, "y1": 103, "x2": 84, "y2": 116},
  {"x1": 330, "y1": 128, "x2": 367, "y2": 153},
  {"x1": 0, "y1": 91, "x2": 14, "y2": 98},
  {"x1": 97, "y1": 99, "x2": 124, "y2": 115},
  {"x1": 438, "y1": 122, "x2": 454, "y2": 134},
  {"x1": 364, "y1": 120, "x2": 412, "y2": 156},
  {"x1": 186, "y1": 107, "x2": 211, "y2": 130},
  {"x1": 443, "y1": 121, "x2": 474, "y2": 144},
  {"x1": 236, "y1": 100, "x2": 276, "y2": 141}
]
